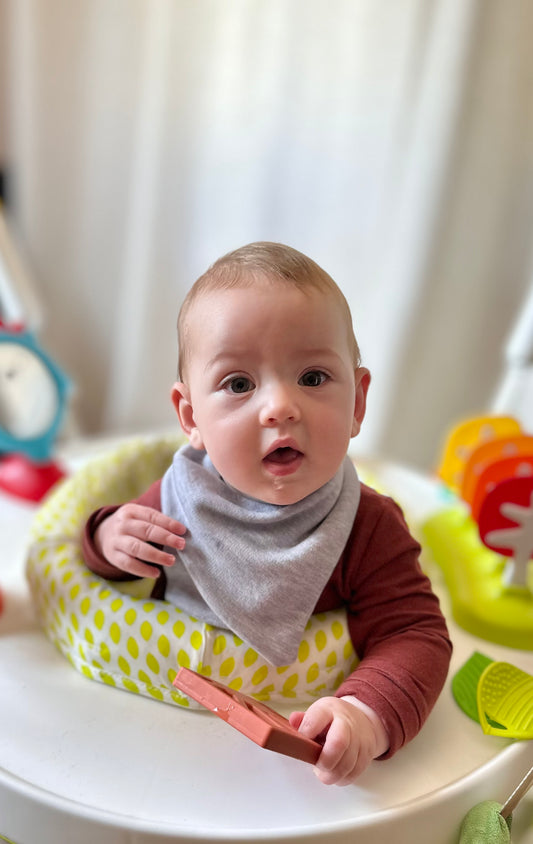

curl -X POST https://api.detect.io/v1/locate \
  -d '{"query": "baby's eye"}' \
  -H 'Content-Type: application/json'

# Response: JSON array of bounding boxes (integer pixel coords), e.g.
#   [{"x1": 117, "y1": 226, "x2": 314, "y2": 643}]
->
[
  {"x1": 299, "y1": 370, "x2": 327, "y2": 387},
  {"x1": 224, "y1": 376, "x2": 255, "y2": 394}
]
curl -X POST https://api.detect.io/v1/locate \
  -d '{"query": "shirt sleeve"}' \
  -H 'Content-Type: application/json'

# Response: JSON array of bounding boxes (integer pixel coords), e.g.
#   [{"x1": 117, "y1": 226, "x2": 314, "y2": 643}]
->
[{"x1": 322, "y1": 486, "x2": 452, "y2": 758}]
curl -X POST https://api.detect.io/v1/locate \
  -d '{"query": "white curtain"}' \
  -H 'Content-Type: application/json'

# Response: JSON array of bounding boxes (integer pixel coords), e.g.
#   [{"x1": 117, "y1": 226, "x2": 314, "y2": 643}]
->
[{"x1": 4, "y1": 0, "x2": 533, "y2": 470}]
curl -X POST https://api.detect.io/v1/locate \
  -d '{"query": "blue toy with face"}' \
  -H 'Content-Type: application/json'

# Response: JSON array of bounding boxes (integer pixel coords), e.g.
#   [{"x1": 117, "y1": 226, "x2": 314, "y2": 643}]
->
[
  {"x1": 0, "y1": 328, "x2": 69, "y2": 461},
  {"x1": 0, "y1": 326, "x2": 70, "y2": 501}
]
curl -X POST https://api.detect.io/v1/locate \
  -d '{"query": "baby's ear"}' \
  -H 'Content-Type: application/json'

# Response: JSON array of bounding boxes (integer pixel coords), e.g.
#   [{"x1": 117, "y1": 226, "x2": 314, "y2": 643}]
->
[
  {"x1": 351, "y1": 367, "x2": 371, "y2": 438},
  {"x1": 171, "y1": 383, "x2": 205, "y2": 450}
]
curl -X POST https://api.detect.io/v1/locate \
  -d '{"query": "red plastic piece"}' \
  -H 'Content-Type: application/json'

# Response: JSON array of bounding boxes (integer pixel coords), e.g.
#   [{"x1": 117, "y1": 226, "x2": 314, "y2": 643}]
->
[
  {"x1": 0, "y1": 453, "x2": 66, "y2": 502},
  {"x1": 461, "y1": 435, "x2": 533, "y2": 506},
  {"x1": 478, "y1": 476, "x2": 533, "y2": 558},
  {"x1": 471, "y1": 455, "x2": 533, "y2": 522},
  {"x1": 0, "y1": 319, "x2": 25, "y2": 332},
  {"x1": 173, "y1": 668, "x2": 323, "y2": 764}
]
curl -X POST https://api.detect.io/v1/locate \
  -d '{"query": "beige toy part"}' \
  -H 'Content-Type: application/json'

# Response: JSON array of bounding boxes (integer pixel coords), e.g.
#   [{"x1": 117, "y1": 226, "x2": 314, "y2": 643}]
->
[{"x1": 25, "y1": 436, "x2": 358, "y2": 707}]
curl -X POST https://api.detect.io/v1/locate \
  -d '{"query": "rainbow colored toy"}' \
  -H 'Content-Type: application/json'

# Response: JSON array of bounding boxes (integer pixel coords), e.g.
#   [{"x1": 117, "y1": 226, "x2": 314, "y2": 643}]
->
[{"x1": 422, "y1": 415, "x2": 533, "y2": 649}]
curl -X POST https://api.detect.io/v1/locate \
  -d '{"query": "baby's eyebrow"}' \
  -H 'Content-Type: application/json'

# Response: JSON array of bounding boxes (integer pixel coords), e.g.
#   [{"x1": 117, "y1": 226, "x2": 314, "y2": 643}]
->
[
  {"x1": 202, "y1": 346, "x2": 347, "y2": 378},
  {"x1": 203, "y1": 351, "x2": 246, "y2": 374},
  {"x1": 293, "y1": 349, "x2": 347, "y2": 367},
  {"x1": 302, "y1": 348, "x2": 343, "y2": 359}
]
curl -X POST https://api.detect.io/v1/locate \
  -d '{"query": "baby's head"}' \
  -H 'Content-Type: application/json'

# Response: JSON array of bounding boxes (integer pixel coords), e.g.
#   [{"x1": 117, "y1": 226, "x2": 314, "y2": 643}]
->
[
  {"x1": 173, "y1": 242, "x2": 370, "y2": 504},
  {"x1": 177, "y1": 242, "x2": 361, "y2": 380}
]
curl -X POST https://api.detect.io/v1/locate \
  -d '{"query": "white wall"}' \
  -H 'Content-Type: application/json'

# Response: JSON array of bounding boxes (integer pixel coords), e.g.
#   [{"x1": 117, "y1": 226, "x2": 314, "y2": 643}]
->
[{"x1": 3, "y1": 0, "x2": 533, "y2": 470}]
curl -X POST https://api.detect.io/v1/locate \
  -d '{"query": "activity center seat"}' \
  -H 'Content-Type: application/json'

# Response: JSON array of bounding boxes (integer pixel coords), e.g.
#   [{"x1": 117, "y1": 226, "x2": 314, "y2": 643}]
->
[
  {"x1": 26, "y1": 436, "x2": 358, "y2": 709},
  {"x1": 8, "y1": 426, "x2": 531, "y2": 844}
]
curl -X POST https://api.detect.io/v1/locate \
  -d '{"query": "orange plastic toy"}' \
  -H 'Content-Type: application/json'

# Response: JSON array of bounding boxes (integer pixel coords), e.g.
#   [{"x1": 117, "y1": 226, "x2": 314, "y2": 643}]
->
[
  {"x1": 470, "y1": 455, "x2": 533, "y2": 522},
  {"x1": 461, "y1": 435, "x2": 533, "y2": 507},
  {"x1": 437, "y1": 416, "x2": 522, "y2": 493}
]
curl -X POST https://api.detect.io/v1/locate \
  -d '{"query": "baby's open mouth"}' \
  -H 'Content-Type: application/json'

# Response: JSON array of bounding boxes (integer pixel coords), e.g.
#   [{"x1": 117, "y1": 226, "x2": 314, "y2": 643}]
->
[
  {"x1": 263, "y1": 447, "x2": 303, "y2": 472},
  {"x1": 265, "y1": 447, "x2": 301, "y2": 464}
]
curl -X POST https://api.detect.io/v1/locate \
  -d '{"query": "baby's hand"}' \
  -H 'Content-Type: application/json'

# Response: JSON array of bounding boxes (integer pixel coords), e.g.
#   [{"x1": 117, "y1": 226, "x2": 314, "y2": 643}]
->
[
  {"x1": 94, "y1": 504, "x2": 186, "y2": 579},
  {"x1": 289, "y1": 697, "x2": 388, "y2": 786}
]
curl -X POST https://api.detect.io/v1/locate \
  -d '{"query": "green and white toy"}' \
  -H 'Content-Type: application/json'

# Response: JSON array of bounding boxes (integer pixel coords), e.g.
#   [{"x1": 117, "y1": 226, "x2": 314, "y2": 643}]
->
[{"x1": 423, "y1": 415, "x2": 533, "y2": 650}]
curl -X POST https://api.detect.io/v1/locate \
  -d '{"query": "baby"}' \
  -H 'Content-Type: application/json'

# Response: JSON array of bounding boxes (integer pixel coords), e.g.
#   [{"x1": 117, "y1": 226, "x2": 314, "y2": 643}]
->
[{"x1": 82, "y1": 242, "x2": 452, "y2": 786}]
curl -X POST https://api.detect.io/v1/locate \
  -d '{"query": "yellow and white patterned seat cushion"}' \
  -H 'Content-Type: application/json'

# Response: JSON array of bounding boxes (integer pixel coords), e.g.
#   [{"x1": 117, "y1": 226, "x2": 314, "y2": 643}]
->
[{"x1": 26, "y1": 436, "x2": 358, "y2": 707}]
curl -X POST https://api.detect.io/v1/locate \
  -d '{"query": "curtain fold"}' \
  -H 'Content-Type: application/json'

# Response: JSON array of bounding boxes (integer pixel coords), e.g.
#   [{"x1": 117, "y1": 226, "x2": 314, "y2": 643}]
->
[{"x1": 5, "y1": 0, "x2": 533, "y2": 469}]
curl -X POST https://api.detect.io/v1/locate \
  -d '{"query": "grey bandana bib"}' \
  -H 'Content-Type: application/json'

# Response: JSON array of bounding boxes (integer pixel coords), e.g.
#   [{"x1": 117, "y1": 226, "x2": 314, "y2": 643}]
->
[{"x1": 160, "y1": 445, "x2": 360, "y2": 665}]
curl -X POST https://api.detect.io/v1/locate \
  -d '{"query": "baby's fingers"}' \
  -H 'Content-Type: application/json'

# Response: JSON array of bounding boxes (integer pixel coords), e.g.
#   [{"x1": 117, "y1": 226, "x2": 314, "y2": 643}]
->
[
  {"x1": 292, "y1": 698, "x2": 377, "y2": 786},
  {"x1": 294, "y1": 698, "x2": 334, "y2": 740},
  {"x1": 117, "y1": 535, "x2": 177, "y2": 571},
  {"x1": 109, "y1": 549, "x2": 165, "y2": 580},
  {"x1": 314, "y1": 719, "x2": 357, "y2": 785},
  {"x1": 119, "y1": 506, "x2": 186, "y2": 557},
  {"x1": 288, "y1": 710, "x2": 305, "y2": 730}
]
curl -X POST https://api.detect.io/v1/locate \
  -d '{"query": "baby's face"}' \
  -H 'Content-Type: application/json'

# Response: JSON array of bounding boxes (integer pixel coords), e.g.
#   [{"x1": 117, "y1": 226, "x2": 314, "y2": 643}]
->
[{"x1": 173, "y1": 281, "x2": 369, "y2": 504}]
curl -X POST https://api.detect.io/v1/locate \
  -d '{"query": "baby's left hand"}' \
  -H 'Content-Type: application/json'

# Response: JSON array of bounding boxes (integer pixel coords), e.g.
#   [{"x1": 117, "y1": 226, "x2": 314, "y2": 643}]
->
[{"x1": 289, "y1": 697, "x2": 386, "y2": 786}]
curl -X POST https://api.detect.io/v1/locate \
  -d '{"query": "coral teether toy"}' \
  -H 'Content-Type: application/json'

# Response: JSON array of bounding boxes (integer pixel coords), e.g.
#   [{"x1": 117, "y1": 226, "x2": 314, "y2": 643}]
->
[{"x1": 173, "y1": 667, "x2": 323, "y2": 763}]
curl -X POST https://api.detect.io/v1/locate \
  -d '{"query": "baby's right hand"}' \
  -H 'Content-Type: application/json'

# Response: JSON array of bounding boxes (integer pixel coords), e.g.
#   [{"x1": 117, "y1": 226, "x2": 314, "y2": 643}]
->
[{"x1": 94, "y1": 504, "x2": 186, "y2": 579}]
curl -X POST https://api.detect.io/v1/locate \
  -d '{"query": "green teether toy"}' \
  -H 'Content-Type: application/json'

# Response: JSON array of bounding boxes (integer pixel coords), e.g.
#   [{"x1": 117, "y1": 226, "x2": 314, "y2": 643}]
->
[
  {"x1": 453, "y1": 653, "x2": 533, "y2": 737},
  {"x1": 452, "y1": 651, "x2": 495, "y2": 723},
  {"x1": 477, "y1": 661, "x2": 533, "y2": 738}
]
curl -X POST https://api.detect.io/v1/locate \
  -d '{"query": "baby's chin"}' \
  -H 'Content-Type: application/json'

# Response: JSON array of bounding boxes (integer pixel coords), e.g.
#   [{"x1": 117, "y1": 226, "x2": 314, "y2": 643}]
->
[
  {"x1": 222, "y1": 463, "x2": 333, "y2": 506},
  {"x1": 248, "y1": 478, "x2": 322, "y2": 507},
  {"x1": 259, "y1": 489, "x2": 305, "y2": 506}
]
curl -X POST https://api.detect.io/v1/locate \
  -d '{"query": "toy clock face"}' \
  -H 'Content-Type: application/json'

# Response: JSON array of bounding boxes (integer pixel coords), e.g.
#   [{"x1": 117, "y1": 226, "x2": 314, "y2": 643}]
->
[
  {"x1": 0, "y1": 333, "x2": 68, "y2": 462},
  {"x1": 0, "y1": 342, "x2": 58, "y2": 439}
]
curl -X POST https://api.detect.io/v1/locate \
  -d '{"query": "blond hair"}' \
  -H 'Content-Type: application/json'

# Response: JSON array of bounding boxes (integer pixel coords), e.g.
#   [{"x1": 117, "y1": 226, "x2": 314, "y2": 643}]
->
[{"x1": 177, "y1": 242, "x2": 361, "y2": 379}]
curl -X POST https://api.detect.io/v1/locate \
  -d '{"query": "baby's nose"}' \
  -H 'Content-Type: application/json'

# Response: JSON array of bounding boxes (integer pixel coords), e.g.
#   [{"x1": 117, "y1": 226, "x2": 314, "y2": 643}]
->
[{"x1": 259, "y1": 384, "x2": 301, "y2": 426}]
